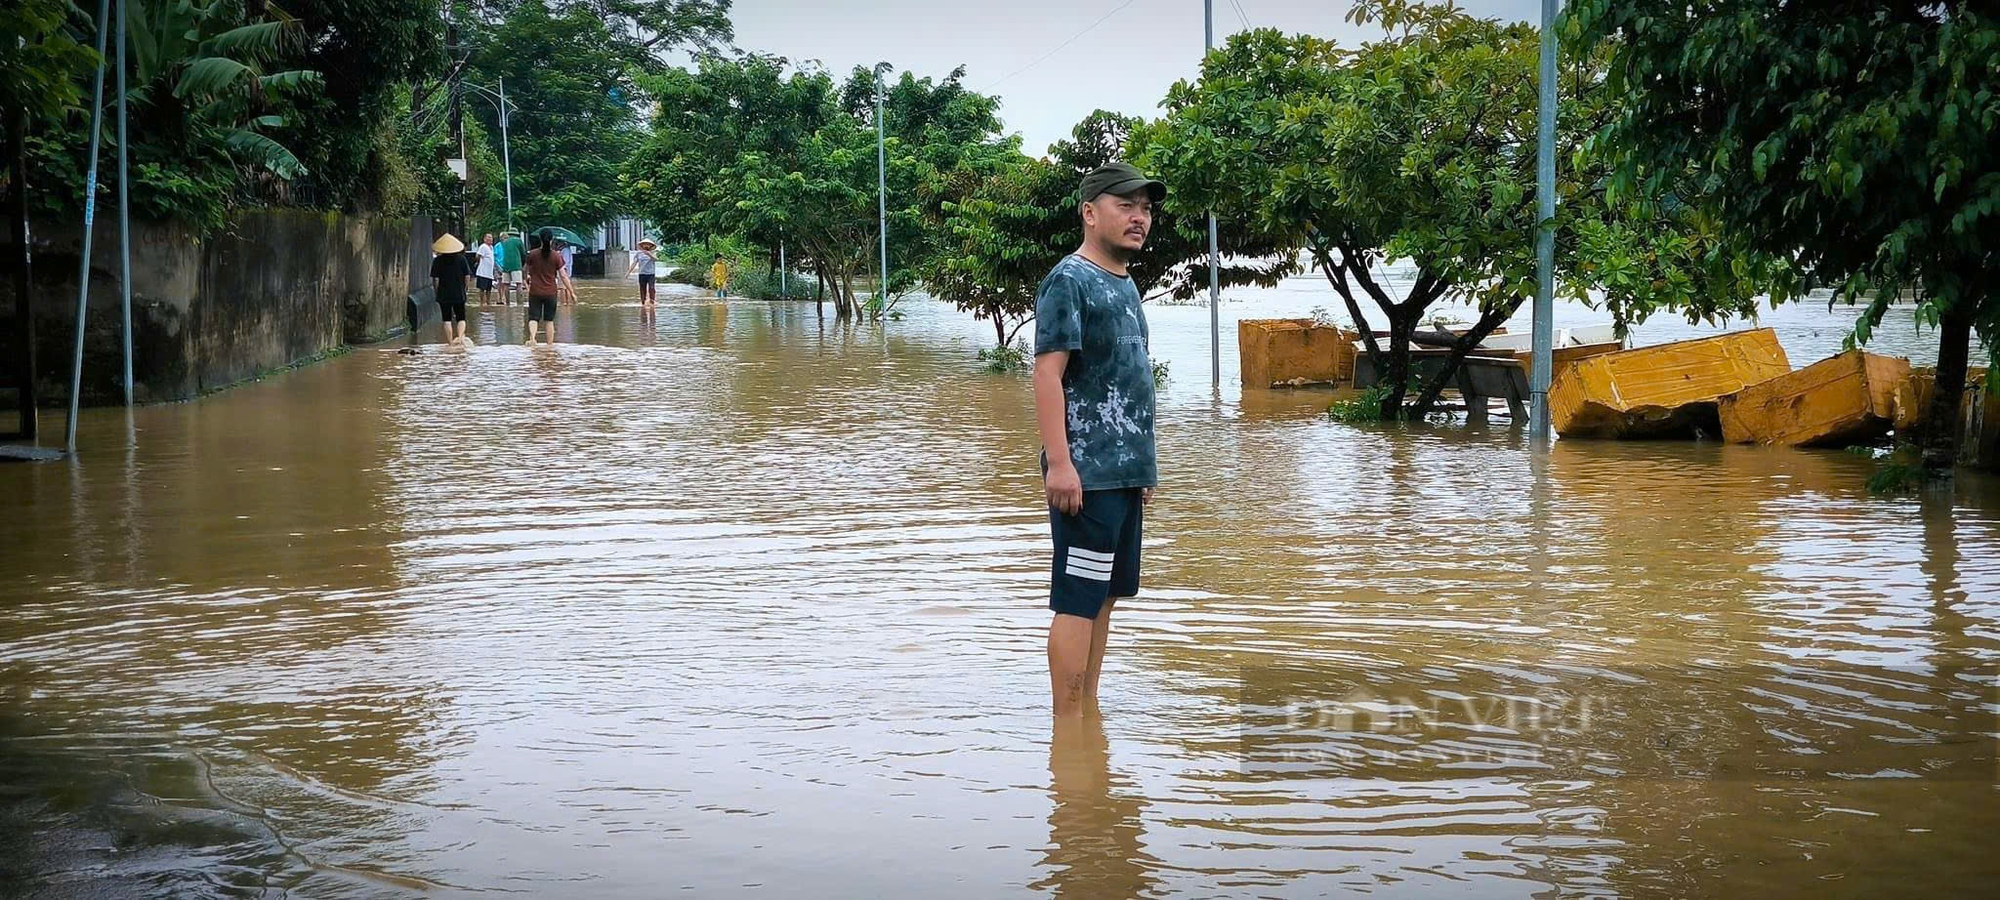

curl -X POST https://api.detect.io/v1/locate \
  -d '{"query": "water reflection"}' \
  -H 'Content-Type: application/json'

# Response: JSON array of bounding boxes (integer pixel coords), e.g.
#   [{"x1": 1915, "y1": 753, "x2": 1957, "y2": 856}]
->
[{"x1": 1036, "y1": 715, "x2": 1159, "y2": 900}]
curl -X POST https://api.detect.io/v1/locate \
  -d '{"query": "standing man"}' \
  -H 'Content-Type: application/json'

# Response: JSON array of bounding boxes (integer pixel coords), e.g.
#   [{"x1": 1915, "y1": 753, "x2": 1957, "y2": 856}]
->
[
  {"x1": 523, "y1": 228, "x2": 565, "y2": 346},
  {"x1": 1034, "y1": 163, "x2": 1164, "y2": 720},
  {"x1": 474, "y1": 233, "x2": 497, "y2": 305},
  {"x1": 498, "y1": 231, "x2": 526, "y2": 306}
]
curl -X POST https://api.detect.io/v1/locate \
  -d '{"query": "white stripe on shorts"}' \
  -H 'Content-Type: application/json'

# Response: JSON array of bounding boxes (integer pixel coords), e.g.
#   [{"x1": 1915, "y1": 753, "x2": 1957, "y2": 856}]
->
[
  {"x1": 1067, "y1": 546, "x2": 1115, "y2": 564},
  {"x1": 1065, "y1": 562, "x2": 1113, "y2": 582},
  {"x1": 1064, "y1": 551, "x2": 1113, "y2": 572}
]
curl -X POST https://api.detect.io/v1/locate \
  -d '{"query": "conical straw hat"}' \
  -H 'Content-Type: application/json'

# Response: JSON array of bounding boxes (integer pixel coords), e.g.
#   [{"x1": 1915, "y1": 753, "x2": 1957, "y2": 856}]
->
[
  {"x1": 638, "y1": 238, "x2": 658, "y2": 250},
  {"x1": 432, "y1": 233, "x2": 465, "y2": 254}
]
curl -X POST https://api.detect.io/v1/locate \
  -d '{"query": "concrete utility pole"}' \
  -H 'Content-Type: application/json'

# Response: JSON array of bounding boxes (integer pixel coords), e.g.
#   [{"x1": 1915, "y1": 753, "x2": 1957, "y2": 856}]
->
[
  {"x1": 1528, "y1": 0, "x2": 1559, "y2": 445},
  {"x1": 67, "y1": 0, "x2": 112, "y2": 455},
  {"x1": 1205, "y1": 0, "x2": 1221, "y2": 388},
  {"x1": 875, "y1": 63, "x2": 891, "y2": 317}
]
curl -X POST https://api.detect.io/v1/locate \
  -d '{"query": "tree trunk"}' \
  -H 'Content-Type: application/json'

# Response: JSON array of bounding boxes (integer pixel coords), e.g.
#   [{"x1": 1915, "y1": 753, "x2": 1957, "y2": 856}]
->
[
  {"x1": 990, "y1": 303, "x2": 1006, "y2": 346},
  {"x1": 815, "y1": 270, "x2": 825, "y2": 318},
  {"x1": 1380, "y1": 313, "x2": 1415, "y2": 418},
  {"x1": 1410, "y1": 301, "x2": 1520, "y2": 415},
  {"x1": 1923, "y1": 299, "x2": 1977, "y2": 473}
]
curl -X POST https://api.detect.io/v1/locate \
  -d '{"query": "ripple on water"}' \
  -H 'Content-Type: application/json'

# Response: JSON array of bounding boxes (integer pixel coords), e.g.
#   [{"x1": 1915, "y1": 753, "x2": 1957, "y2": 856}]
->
[{"x1": 1, "y1": 286, "x2": 1997, "y2": 897}]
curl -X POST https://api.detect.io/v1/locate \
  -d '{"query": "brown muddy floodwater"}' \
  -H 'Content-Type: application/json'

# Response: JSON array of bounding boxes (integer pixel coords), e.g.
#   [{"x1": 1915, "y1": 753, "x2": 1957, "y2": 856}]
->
[{"x1": 2, "y1": 278, "x2": 1997, "y2": 899}]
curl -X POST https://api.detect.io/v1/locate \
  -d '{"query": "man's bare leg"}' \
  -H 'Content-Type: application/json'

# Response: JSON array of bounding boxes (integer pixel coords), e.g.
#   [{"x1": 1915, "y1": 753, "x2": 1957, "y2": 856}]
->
[
  {"x1": 1084, "y1": 596, "x2": 1120, "y2": 707},
  {"x1": 1050, "y1": 612, "x2": 1096, "y2": 719},
  {"x1": 525, "y1": 320, "x2": 539, "y2": 344}
]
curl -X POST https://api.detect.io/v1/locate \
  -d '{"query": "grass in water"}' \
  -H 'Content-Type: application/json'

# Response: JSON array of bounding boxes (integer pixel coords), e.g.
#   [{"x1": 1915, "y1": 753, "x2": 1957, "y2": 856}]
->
[
  {"x1": 978, "y1": 341, "x2": 1031, "y2": 373},
  {"x1": 1329, "y1": 383, "x2": 1399, "y2": 423}
]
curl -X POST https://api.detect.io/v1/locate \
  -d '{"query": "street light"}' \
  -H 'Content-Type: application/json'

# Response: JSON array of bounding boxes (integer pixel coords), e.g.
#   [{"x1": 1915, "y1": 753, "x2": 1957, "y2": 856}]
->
[
  {"x1": 1528, "y1": 0, "x2": 1558, "y2": 445},
  {"x1": 873, "y1": 62, "x2": 891, "y2": 318},
  {"x1": 460, "y1": 78, "x2": 517, "y2": 232},
  {"x1": 1204, "y1": 1, "x2": 1221, "y2": 389}
]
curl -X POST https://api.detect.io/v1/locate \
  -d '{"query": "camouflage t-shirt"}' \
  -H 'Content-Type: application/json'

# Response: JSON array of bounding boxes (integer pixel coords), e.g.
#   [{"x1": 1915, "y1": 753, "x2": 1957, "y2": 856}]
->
[{"x1": 1034, "y1": 254, "x2": 1157, "y2": 491}]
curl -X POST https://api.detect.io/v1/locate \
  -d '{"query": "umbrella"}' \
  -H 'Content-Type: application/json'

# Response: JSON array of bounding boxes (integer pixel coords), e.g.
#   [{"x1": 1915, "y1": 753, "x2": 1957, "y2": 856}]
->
[{"x1": 532, "y1": 226, "x2": 590, "y2": 248}]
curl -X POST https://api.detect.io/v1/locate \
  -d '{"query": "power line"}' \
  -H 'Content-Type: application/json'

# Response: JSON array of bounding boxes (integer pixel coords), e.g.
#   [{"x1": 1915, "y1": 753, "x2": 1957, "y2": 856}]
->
[
  {"x1": 985, "y1": 0, "x2": 1145, "y2": 90},
  {"x1": 1229, "y1": 0, "x2": 1252, "y2": 31}
]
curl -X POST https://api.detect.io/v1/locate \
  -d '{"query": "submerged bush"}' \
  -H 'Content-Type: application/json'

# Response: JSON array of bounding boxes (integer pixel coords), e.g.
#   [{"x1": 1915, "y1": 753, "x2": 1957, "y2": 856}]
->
[{"x1": 979, "y1": 341, "x2": 1031, "y2": 373}]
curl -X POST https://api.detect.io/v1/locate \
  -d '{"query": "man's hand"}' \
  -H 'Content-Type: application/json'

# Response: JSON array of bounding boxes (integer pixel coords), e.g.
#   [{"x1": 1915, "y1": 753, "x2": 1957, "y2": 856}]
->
[
  {"x1": 1045, "y1": 463, "x2": 1084, "y2": 516},
  {"x1": 1143, "y1": 487, "x2": 1154, "y2": 506}
]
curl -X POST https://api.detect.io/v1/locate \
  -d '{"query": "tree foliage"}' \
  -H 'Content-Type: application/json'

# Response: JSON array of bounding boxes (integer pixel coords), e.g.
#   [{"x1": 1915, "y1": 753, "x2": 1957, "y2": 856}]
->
[
  {"x1": 265, "y1": 0, "x2": 445, "y2": 213},
  {"x1": 465, "y1": 0, "x2": 646, "y2": 234},
  {"x1": 626, "y1": 54, "x2": 1012, "y2": 318},
  {"x1": 1145, "y1": 0, "x2": 1783, "y2": 417},
  {"x1": 927, "y1": 109, "x2": 1296, "y2": 348},
  {"x1": 1572, "y1": 0, "x2": 2000, "y2": 469}
]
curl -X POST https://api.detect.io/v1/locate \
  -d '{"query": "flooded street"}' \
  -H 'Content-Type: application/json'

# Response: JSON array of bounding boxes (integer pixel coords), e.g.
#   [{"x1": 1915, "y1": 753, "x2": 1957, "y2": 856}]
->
[{"x1": 2, "y1": 279, "x2": 1997, "y2": 898}]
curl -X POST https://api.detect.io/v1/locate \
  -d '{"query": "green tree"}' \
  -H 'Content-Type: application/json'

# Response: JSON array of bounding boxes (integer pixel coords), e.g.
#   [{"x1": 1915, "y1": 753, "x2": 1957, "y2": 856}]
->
[
  {"x1": 1573, "y1": 0, "x2": 2000, "y2": 470},
  {"x1": 627, "y1": 55, "x2": 1011, "y2": 318},
  {"x1": 1144, "y1": 1, "x2": 1781, "y2": 417},
  {"x1": 2, "y1": 0, "x2": 95, "y2": 127},
  {"x1": 265, "y1": 0, "x2": 445, "y2": 212},
  {"x1": 465, "y1": 0, "x2": 643, "y2": 234},
  {"x1": 926, "y1": 109, "x2": 1295, "y2": 349}
]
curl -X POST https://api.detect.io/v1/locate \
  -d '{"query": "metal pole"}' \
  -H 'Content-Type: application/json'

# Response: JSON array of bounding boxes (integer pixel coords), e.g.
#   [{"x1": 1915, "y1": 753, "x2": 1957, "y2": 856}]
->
[
  {"x1": 499, "y1": 78, "x2": 514, "y2": 230},
  {"x1": 67, "y1": 0, "x2": 112, "y2": 456},
  {"x1": 779, "y1": 239, "x2": 787, "y2": 298},
  {"x1": 10, "y1": 108, "x2": 36, "y2": 441},
  {"x1": 117, "y1": 0, "x2": 132, "y2": 406},
  {"x1": 1205, "y1": 0, "x2": 1221, "y2": 388},
  {"x1": 875, "y1": 67, "x2": 889, "y2": 318},
  {"x1": 446, "y1": 5, "x2": 466, "y2": 236},
  {"x1": 1528, "y1": 0, "x2": 1558, "y2": 445}
]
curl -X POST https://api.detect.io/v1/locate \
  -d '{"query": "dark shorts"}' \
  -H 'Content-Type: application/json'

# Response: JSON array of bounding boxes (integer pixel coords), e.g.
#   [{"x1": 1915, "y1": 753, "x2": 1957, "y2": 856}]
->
[
  {"x1": 1048, "y1": 488, "x2": 1144, "y2": 620},
  {"x1": 437, "y1": 298, "x2": 467, "y2": 323},
  {"x1": 476, "y1": 276, "x2": 494, "y2": 292},
  {"x1": 528, "y1": 295, "x2": 557, "y2": 322},
  {"x1": 638, "y1": 273, "x2": 655, "y2": 288}
]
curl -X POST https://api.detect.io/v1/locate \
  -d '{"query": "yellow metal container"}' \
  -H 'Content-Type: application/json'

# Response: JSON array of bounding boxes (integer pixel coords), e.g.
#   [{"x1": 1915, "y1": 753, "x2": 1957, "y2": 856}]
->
[
  {"x1": 1549, "y1": 328, "x2": 1791, "y2": 439},
  {"x1": 1238, "y1": 319, "x2": 1356, "y2": 388},
  {"x1": 1717, "y1": 350, "x2": 1912, "y2": 447}
]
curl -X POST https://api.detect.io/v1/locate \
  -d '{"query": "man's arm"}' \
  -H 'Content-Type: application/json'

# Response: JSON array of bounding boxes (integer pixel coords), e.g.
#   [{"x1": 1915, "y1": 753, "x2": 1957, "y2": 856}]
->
[{"x1": 1035, "y1": 351, "x2": 1082, "y2": 515}]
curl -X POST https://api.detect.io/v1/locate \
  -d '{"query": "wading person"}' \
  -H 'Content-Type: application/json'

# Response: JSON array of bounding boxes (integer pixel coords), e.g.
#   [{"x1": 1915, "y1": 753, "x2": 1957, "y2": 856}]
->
[
  {"x1": 431, "y1": 233, "x2": 473, "y2": 345},
  {"x1": 523, "y1": 229, "x2": 565, "y2": 346},
  {"x1": 1034, "y1": 162, "x2": 1163, "y2": 719},
  {"x1": 629, "y1": 238, "x2": 658, "y2": 309},
  {"x1": 499, "y1": 231, "x2": 525, "y2": 306},
  {"x1": 710, "y1": 254, "x2": 730, "y2": 299},
  {"x1": 559, "y1": 240, "x2": 579, "y2": 306},
  {"x1": 475, "y1": 233, "x2": 497, "y2": 305}
]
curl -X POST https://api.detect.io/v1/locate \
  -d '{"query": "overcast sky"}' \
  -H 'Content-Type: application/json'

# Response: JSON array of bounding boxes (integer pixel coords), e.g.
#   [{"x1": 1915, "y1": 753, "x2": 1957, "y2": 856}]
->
[{"x1": 723, "y1": 0, "x2": 1541, "y2": 156}]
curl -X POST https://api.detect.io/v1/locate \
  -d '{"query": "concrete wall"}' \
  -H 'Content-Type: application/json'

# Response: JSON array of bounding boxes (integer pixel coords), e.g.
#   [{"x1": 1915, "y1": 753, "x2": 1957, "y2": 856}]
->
[{"x1": 3, "y1": 210, "x2": 428, "y2": 405}]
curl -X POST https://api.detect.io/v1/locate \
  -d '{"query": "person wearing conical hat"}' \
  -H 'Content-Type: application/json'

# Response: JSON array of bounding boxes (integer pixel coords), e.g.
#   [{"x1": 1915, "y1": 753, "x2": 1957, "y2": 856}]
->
[
  {"x1": 627, "y1": 238, "x2": 659, "y2": 310},
  {"x1": 430, "y1": 233, "x2": 474, "y2": 345}
]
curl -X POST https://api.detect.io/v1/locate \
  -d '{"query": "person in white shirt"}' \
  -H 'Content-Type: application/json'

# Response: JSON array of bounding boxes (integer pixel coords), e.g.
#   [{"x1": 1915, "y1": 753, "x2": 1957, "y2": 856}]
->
[
  {"x1": 475, "y1": 234, "x2": 498, "y2": 305},
  {"x1": 559, "y1": 242, "x2": 578, "y2": 306}
]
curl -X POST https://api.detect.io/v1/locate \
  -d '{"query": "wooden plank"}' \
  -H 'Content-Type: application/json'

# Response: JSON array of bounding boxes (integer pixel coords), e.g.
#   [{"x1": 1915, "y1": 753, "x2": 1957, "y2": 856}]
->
[
  {"x1": 1548, "y1": 328, "x2": 1791, "y2": 439},
  {"x1": 1716, "y1": 350, "x2": 1911, "y2": 447}
]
